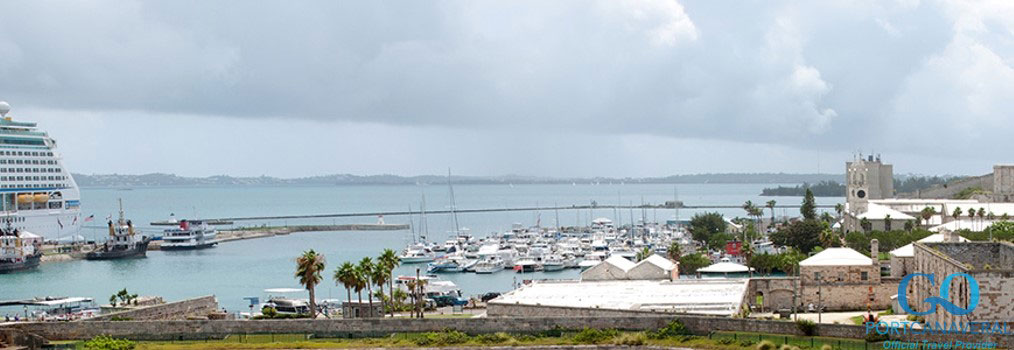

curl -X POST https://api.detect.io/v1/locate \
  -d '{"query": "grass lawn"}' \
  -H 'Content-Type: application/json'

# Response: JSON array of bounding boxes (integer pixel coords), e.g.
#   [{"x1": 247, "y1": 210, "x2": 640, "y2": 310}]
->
[{"x1": 71, "y1": 324, "x2": 883, "y2": 350}]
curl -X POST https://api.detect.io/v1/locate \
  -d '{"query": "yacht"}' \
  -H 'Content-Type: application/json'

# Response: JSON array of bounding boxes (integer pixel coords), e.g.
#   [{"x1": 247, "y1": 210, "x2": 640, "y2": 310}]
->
[
  {"x1": 0, "y1": 219, "x2": 42, "y2": 273},
  {"x1": 541, "y1": 255, "x2": 566, "y2": 272},
  {"x1": 399, "y1": 243, "x2": 436, "y2": 264},
  {"x1": 0, "y1": 102, "x2": 83, "y2": 240},
  {"x1": 86, "y1": 200, "x2": 150, "y2": 260},
  {"x1": 473, "y1": 257, "x2": 505, "y2": 274},
  {"x1": 161, "y1": 219, "x2": 218, "y2": 250}
]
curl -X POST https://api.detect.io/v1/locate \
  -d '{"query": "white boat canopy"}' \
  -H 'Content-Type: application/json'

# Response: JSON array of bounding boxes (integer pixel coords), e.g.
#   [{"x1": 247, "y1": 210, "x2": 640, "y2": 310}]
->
[{"x1": 698, "y1": 261, "x2": 753, "y2": 273}]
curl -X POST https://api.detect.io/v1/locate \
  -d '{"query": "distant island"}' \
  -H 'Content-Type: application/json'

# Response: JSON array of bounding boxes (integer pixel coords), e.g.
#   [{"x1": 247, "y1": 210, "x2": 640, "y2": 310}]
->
[
  {"x1": 70, "y1": 172, "x2": 845, "y2": 188},
  {"x1": 758, "y1": 176, "x2": 965, "y2": 197}
]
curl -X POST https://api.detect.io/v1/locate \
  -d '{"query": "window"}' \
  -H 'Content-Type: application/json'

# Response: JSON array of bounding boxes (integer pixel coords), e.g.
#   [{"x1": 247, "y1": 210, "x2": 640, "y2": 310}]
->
[{"x1": 861, "y1": 272, "x2": 869, "y2": 281}]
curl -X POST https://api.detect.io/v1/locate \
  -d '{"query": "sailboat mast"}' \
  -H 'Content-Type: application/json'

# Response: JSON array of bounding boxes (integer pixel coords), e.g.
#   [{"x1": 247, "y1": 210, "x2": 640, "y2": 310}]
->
[
  {"x1": 447, "y1": 169, "x2": 460, "y2": 237},
  {"x1": 408, "y1": 204, "x2": 416, "y2": 243},
  {"x1": 421, "y1": 193, "x2": 429, "y2": 241}
]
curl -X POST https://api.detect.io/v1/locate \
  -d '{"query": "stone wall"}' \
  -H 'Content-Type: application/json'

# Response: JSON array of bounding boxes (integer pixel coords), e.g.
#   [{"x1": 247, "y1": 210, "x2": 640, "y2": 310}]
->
[
  {"x1": 914, "y1": 242, "x2": 1014, "y2": 324},
  {"x1": 86, "y1": 295, "x2": 218, "y2": 321},
  {"x1": 748, "y1": 276, "x2": 898, "y2": 312},
  {"x1": 7, "y1": 315, "x2": 868, "y2": 341}
]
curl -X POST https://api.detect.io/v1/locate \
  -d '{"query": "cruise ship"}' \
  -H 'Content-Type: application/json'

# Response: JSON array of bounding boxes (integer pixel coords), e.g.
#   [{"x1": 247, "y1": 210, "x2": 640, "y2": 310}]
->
[{"x1": 0, "y1": 101, "x2": 82, "y2": 240}]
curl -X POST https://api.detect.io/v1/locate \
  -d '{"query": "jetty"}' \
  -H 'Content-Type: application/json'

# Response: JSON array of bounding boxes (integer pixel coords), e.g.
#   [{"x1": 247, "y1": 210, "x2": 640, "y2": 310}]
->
[{"x1": 147, "y1": 223, "x2": 409, "y2": 250}]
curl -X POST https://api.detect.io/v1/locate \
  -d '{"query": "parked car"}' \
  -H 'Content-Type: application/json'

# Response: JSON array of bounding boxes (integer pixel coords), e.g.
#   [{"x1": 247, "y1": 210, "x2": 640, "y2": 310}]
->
[
  {"x1": 430, "y1": 295, "x2": 468, "y2": 307},
  {"x1": 480, "y1": 292, "x2": 501, "y2": 302}
]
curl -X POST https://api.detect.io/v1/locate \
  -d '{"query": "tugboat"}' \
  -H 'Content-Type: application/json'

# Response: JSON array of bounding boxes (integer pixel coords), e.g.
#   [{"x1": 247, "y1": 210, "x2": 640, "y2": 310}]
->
[
  {"x1": 86, "y1": 200, "x2": 150, "y2": 260},
  {"x1": 0, "y1": 218, "x2": 43, "y2": 273}
]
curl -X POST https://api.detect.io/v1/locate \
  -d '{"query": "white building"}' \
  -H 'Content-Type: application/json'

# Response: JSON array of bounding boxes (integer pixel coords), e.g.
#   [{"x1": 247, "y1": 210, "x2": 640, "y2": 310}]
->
[{"x1": 581, "y1": 255, "x2": 676, "y2": 281}]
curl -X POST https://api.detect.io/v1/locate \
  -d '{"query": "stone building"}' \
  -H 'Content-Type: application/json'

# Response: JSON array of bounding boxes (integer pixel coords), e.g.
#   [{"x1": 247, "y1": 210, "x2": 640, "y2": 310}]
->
[
  {"x1": 910, "y1": 238, "x2": 1014, "y2": 325},
  {"x1": 993, "y1": 165, "x2": 1014, "y2": 202},
  {"x1": 748, "y1": 241, "x2": 900, "y2": 313},
  {"x1": 844, "y1": 155, "x2": 895, "y2": 232},
  {"x1": 888, "y1": 233, "x2": 968, "y2": 278}
]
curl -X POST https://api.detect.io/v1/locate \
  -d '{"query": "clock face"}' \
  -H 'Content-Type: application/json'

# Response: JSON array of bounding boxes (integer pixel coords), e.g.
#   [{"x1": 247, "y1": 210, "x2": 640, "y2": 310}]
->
[{"x1": 857, "y1": 190, "x2": 866, "y2": 199}]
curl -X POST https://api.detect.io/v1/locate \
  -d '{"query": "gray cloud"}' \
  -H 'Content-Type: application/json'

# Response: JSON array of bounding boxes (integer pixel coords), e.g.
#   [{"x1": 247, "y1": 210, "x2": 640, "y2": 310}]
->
[{"x1": 1, "y1": 0, "x2": 1013, "y2": 176}]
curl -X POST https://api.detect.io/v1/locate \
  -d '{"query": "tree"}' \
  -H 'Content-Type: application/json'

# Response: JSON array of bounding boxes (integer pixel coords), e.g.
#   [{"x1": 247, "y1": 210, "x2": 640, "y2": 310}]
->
[
  {"x1": 377, "y1": 248, "x2": 401, "y2": 317},
  {"x1": 748, "y1": 253, "x2": 780, "y2": 275},
  {"x1": 771, "y1": 219, "x2": 822, "y2": 253},
  {"x1": 884, "y1": 214, "x2": 892, "y2": 231},
  {"x1": 689, "y1": 212, "x2": 727, "y2": 248},
  {"x1": 295, "y1": 250, "x2": 325, "y2": 318},
  {"x1": 778, "y1": 249, "x2": 806, "y2": 276},
  {"x1": 767, "y1": 200, "x2": 777, "y2": 223},
  {"x1": 904, "y1": 220, "x2": 914, "y2": 232},
  {"x1": 357, "y1": 257, "x2": 375, "y2": 317},
  {"x1": 819, "y1": 225, "x2": 837, "y2": 248},
  {"x1": 920, "y1": 207, "x2": 936, "y2": 227},
  {"x1": 978, "y1": 208, "x2": 986, "y2": 231},
  {"x1": 820, "y1": 212, "x2": 834, "y2": 224},
  {"x1": 801, "y1": 188, "x2": 817, "y2": 220},
  {"x1": 860, "y1": 218, "x2": 872, "y2": 233},
  {"x1": 666, "y1": 241, "x2": 682, "y2": 261},
  {"x1": 952, "y1": 207, "x2": 963, "y2": 222},
  {"x1": 678, "y1": 253, "x2": 711, "y2": 275},
  {"x1": 636, "y1": 246, "x2": 653, "y2": 262},
  {"x1": 370, "y1": 262, "x2": 388, "y2": 318},
  {"x1": 740, "y1": 240, "x2": 755, "y2": 277},
  {"x1": 834, "y1": 203, "x2": 844, "y2": 219},
  {"x1": 334, "y1": 261, "x2": 357, "y2": 311}
]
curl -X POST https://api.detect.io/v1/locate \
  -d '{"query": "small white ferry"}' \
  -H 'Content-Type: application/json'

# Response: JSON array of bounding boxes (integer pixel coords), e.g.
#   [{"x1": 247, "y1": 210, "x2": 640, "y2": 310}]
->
[{"x1": 161, "y1": 219, "x2": 218, "y2": 250}]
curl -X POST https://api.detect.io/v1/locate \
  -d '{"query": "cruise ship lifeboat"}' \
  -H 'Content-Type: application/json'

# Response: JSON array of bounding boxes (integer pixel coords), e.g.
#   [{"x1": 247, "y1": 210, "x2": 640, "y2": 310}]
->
[
  {"x1": 33, "y1": 194, "x2": 48, "y2": 203},
  {"x1": 17, "y1": 194, "x2": 34, "y2": 204}
]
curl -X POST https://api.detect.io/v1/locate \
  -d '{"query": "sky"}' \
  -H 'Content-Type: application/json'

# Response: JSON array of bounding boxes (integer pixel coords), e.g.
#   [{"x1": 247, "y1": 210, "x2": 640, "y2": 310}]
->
[{"x1": 1, "y1": 0, "x2": 1013, "y2": 178}]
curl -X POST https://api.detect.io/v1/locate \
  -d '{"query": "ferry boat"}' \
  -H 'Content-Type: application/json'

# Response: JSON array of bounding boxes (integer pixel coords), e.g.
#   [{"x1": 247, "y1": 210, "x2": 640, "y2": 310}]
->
[
  {"x1": 85, "y1": 200, "x2": 150, "y2": 260},
  {"x1": 161, "y1": 219, "x2": 218, "y2": 250},
  {"x1": 0, "y1": 219, "x2": 42, "y2": 273},
  {"x1": 0, "y1": 102, "x2": 83, "y2": 240}
]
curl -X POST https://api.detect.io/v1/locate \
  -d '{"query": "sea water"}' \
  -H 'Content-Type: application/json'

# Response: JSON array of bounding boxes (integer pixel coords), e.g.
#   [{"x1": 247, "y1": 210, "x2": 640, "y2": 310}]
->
[{"x1": 0, "y1": 183, "x2": 840, "y2": 312}]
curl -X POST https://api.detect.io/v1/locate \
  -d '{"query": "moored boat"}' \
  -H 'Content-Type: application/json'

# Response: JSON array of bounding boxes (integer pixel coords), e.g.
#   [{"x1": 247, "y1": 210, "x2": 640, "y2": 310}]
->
[
  {"x1": 86, "y1": 199, "x2": 150, "y2": 260},
  {"x1": 161, "y1": 219, "x2": 218, "y2": 250},
  {"x1": 0, "y1": 219, "x2": 42, "y2": 273}
]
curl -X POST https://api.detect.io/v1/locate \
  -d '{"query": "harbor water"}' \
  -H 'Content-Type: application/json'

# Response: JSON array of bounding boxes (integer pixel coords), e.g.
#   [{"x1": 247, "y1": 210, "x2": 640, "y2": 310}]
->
[{"x1": 0, "y1": 183, "x2": 841, "y2": 312}]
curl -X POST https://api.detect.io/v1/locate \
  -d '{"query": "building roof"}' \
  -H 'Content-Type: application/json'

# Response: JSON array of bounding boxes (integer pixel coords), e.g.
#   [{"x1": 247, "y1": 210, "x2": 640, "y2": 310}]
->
[
  {"x1": 698, "y1": 261, "x2": 752, "y2": 273},
  {"x1": 928, "y1": 219, "x2": 1000, "y2": 232},
  {"x1": 855, "y1": 203, "x2": 915, "y2": 220},
  {"x1": 637, "y1": 254, "x2": 676, "y2": 271},
  {"x1": 799, "y1": 248, "x2": 872, "y2": 266},
  {"x1": 890, "y1": 234, "x2": 970, "y2": 257},
  {"x1": 601, "y1": 255, "x2": 637, "y2": 271},
  {"x1": 490, "y1": 279, "x2": 748, "y2": 316}
]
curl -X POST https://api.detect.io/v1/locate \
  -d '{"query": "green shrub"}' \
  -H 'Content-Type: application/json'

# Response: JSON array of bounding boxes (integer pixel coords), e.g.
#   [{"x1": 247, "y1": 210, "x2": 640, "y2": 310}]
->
[
  {"x1": 864, "y1": 332, "x2": 889, "y2": 343},
  {"x1": 476, "y1": 332, "x2": 513, "y2": 344},
  {"x1": 572, "y1": 327, "x2": 619, "y2": 344},
  {"x1": 795, "y1": 319, "x2": 818, "y2": 336},
  {"x1": 514, "y1": 334, "x2": 536, "y2": 342},
  {"x1": 613, "y1": 333, "x2": 646, "y2": 346},
  {"x1": 821, "y1": 344, "x2": 833, "y2": 350},
  {"x1": 83, "y1": 336, "x2": 136, "y2": 350},
  {"x1": 537, "y1": 325, "x2": 564, "y2": 338},
  {"x1": 413, "y1": 330, "x2": 470, "y2": 346},
  {"x1": 717, "y1": 338, "x2": 735, "y2": 345},
  {"x1": 647, "y1": 320, "x2": 692, "y2": 339},
  {"x1": 739, "y1": 339, "x2": 756, "y2": 347},
  {"x1": 757, "y1": 340, "x2": 777, "y2": 350}
]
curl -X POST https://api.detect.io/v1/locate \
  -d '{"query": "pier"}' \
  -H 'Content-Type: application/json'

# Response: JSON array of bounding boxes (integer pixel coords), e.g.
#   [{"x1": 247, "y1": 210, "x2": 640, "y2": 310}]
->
[{"x1": 149, "y1": 203, "x2": 839, "y2": 225}]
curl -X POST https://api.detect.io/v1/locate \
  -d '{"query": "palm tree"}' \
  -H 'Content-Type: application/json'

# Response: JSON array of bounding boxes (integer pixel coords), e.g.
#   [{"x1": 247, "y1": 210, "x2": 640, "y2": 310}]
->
[
  {"x1": 636, "y1": 246, "x2": 652, "y2": 262},
  {"x1": 920, "y1": 207, "x2": 936, "y2": 228},
  {"x1": 767, "y1": 200, "x2": 777, "y2": 224},
  {"x1": 666, "y1": 241, "x2": 682, "y2": 262},
  {"x1": 977, "y1": 208, "x2": 986, "y2": 231},
  {"x1": 370, "y1": 263, "x2": 388, "y2": 318},
  {"x1": 952, "y1": 207, "x2": 962, "y2": 223},
  {"x1": 295, "y1": 250, "x2": 325, "y2": 318},
  {"x1": 334, "y1": 261, "x2": 357, "y2": 310},
  {"x1": 968, "y1": 208, "x2": 976, "y2": 231},
  {"x1": 357, "y1": 257, "x2": 375, "y2": 317},
  {"x1": 740, "y1": 240, "x2": 754, "y2": 277},
  {"x1": 834, "y1": 203, "x2": 844, "y2": 219},
  {"x1": 819, "y1": 226, "x2": 836, "y2": 248},
  {"x1": 377, "y1": 249, "x2": 401, "y2": 317}
]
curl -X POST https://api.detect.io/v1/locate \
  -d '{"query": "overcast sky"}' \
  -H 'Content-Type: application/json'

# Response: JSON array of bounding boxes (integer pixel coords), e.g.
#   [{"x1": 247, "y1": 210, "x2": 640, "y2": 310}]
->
[{"x1": 1, "y1": 0, "x2": 1012, "y2": 177}]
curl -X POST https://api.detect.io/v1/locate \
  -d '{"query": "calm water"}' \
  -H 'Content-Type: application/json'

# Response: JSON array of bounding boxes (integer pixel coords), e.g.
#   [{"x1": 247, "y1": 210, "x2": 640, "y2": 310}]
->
[{"x1": 0, "y1": 183, "x2": 841, "y2": 312}]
